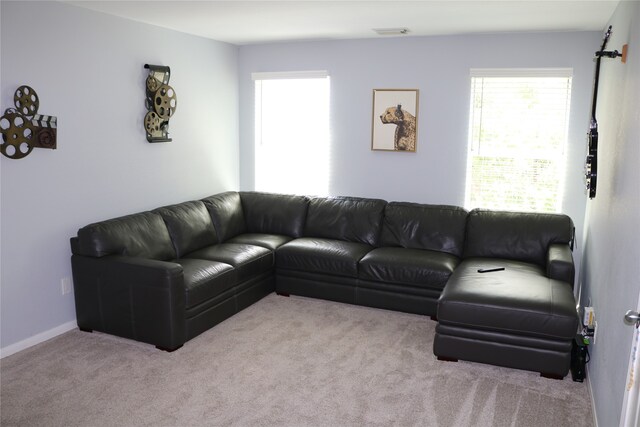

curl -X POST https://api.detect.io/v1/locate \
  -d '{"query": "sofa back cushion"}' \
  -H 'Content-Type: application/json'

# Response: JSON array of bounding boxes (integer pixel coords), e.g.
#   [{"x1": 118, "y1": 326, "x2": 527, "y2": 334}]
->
[
  {"x1": 380, "y1": 202, "x2": 468, "y2": 257},
  {"x1": 240, "y1": 192, "x2": 309, "y2": 238},
  {"x1": 201, "y1": 192, "x2": 246, "y2": 242},
  {"x1": 77, "y1": 212, "x2": 175, "y2": 260},
  {"x1": 154, "y1": 201, "x2": 218, "y2": 258},
  {"x1": 304, "y1": 196, "x2": 387, "y2": 245},
  {"x1": 463, "y1": 209, "x2": 574, "y2": 267}
]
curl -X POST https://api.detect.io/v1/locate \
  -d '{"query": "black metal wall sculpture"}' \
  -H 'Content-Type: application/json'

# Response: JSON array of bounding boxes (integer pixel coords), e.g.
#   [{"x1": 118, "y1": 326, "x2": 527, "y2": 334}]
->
[
  {"x1": 0, "y1": 86, "x2": 57, "y2": 159},
  {"x1": 144, "y1": 64, "x2": 177, "y2": 143}
]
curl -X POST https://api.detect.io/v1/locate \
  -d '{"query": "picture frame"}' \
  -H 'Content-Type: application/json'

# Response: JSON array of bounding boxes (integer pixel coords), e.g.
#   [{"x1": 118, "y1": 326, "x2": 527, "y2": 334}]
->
[{"x1": 371, "y1": 89, "x2": 419, "y2": 152}]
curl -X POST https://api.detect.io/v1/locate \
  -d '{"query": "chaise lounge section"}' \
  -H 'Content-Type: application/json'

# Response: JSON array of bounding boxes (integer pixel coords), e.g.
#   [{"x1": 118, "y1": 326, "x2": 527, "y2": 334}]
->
[
  {"x1": 70, "y1": 191, "x2": 579, "y2": 376},
  {"x1": 433, "y1": 209, "x2": 578, "y2": 377}
]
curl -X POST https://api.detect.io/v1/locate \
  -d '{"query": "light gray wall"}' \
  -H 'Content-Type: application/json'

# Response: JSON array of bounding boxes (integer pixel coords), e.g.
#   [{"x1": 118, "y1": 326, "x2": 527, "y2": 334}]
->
[
  {"x1": 0, "y1": 1, "x2": 239, "y2": 349},
  {"x1": 580, "y1": 1, "x2": 640, "y2": 425},
  {"x1": 238, "y1": 31, "x2": 600, "y2": 287}
]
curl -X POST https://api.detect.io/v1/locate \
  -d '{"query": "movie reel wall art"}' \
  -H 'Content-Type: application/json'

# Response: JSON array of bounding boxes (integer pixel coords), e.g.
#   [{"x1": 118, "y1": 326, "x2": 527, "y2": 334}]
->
[
  {"x1": 144, "y1": 64, "x2": 177, "y2": 143},
  {"x1": 0, "y1": 85, "x2": 57, "y2": 159}
]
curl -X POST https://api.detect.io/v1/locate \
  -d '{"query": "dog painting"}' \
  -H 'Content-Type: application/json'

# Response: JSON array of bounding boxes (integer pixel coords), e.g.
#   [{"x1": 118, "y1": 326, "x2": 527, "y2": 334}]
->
[
  {"x1": 372, "y1": 89, "x2": 418, "y2": 152},
  {"x1": 379, "y1": 104, "x2": 416, "y2": 151}
]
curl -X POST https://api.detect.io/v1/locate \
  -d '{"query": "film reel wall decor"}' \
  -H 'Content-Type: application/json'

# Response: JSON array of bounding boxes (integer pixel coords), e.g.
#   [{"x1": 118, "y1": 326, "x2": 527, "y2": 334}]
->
[
  {"x1": 0, "y1": 85, "x2": 57, "y2": 159},
  {"x1": 144, "y1": 64, "x2": 177, "y2": 143}
]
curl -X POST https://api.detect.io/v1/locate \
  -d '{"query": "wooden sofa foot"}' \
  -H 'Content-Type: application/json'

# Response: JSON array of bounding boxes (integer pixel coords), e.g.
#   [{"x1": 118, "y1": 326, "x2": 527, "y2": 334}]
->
[
  {"x1": 277, "y1": 292, "x2": 290, "y2": 297},
  {"x1": 78, "y1": 327, "x2": 93, "y2": 333},
  {"x1": 437, "y1": 356, "x2": 458, "y2": 362},
  {"x1": 540, "y1": 372, "x2": 564, "y2": 380},
  {"x1": 430, "y1": 315, "x2": 438, "y2": 321}
]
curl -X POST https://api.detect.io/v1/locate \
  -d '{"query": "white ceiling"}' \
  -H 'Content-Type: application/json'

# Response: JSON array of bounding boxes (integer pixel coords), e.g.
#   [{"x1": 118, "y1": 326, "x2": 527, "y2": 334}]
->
[{"x1": 65, "y1": 0, "x2": 620, "y2": 45}]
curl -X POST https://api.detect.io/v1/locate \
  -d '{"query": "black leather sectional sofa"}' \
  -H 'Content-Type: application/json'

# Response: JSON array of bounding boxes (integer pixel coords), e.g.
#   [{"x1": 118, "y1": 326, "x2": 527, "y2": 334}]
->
[{"x1": 70, "y1": 191, "x2": 579, "y2": 377}]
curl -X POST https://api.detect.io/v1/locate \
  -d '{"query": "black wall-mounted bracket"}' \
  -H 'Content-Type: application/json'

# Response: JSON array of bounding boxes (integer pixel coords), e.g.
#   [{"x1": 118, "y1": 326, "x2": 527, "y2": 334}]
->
[
  {"x1": 595, "y1": 46, "x2": 628, "y2": 61},
  {"x1": 584, "y1": 26, "x2": 629, "y2": 199}
]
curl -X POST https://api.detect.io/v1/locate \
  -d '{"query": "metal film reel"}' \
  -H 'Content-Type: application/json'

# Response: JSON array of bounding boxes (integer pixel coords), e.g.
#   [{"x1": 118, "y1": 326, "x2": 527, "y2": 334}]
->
[
  {"x1": 144, "y1": 111, "x2": 162, "y2": 136},
  {"x1": 0, "y1": 110, "x2": 36, "y2": 159},
  {"x1": 146, "y1": 75, "x2": 160, "y2": 93},
  {"x1": 143, "y1": 64, "x2": 175, "y2": 142},
  {"x1": 14, "y1": 86, "x2": 39, "y2": 117},
  {"x1": 153, "y1": 84, "x2": 177, "y2": 120}
]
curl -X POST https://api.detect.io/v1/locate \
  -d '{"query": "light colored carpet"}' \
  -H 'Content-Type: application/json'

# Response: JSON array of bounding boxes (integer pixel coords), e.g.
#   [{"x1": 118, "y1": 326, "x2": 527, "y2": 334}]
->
[{"x1": 1, "y1": 293, "x2": 593, "y2": 427}]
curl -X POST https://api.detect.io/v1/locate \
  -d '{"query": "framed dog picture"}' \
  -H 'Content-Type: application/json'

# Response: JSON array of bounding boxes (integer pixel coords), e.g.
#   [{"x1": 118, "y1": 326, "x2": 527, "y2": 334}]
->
[{"x1": 371, "y1": 89, "x2": 419, "y2": 152}]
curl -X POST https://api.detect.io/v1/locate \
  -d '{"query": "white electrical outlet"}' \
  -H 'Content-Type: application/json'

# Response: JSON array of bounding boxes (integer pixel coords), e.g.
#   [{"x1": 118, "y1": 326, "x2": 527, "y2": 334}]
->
[
  {"x1": 61, "y1": 277, "x2": 72, "y2": 295},
  {"x1": 583, "y1": 306, "x2": 595, "y2": 327}
]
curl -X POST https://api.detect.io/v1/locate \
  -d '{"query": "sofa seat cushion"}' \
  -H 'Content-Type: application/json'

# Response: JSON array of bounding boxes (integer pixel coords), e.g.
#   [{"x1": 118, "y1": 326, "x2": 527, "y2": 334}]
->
[
  {"x1": 359, "y1": 247, "x2": 459, "y2": 290},
  {"x1": 226, "y1": 233, "x2": 293, "y2": 251},
  {"x1": 184, "y1": 244, "x2": 273, "y2": 282},
  {"x1": 438, "y1": 258, "x2": 578, "y2": 340},
  {"x1": 201, "y1": 192, "x2": 246, "y2": 242},
  {"x1": 380, "y1": 202, "x2": 468, "y2": 257},
  {"x1": 304, "y1": 197, "x2": 386, "y2": 245},
  {"x1": 176, "y1": 258, "x2": 236, "y2": 309},
  {"x1": 276, "y1": 237, "x2": 373, "y2": 278},
  {"x1": 240, "y1": 192, "x2": 309, "y2": 237},
  {"x1": 154, "y1": 201, "x2": 218, "y2": 258}
]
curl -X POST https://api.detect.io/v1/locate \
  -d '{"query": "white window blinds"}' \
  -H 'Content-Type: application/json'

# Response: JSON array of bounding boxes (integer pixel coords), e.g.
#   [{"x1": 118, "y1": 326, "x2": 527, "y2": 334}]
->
[
  {"x1": 254, "y1": 72, "x2": 330, "y2": 196},
  {"x1": 465, "y1": 68, "x2": 572, "y2": 213}
]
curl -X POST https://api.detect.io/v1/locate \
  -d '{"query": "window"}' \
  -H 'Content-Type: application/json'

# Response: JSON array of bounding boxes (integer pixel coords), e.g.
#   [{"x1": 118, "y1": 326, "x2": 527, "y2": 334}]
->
[
  {"x1": 253, "y1": 71, "x2": 330, "y2": 195},
  {"x1": 465, "y1": 69, "x2": 572, "y2": 213}
]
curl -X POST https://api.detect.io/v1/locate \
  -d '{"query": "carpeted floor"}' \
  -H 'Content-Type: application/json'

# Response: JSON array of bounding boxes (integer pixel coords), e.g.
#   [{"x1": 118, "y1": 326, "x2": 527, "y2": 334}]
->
[{"x1": 1, "y1": 293, "x2": 594, "y2": 427}]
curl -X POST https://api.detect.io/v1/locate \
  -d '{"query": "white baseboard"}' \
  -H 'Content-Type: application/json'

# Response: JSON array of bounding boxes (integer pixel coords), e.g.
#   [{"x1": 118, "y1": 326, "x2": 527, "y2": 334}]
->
[
  {"x1": 0, "y1": 320, "x2": 77, "y2": 359},
  {"x1": 587, "y1": 366, "x2": 599, "y2": 427}
]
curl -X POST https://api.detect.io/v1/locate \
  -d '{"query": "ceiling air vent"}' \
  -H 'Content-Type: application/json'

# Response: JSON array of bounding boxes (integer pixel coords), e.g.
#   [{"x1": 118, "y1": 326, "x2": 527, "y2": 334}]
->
[{"x1": 373, "y1": 28, "x2": 410, "y2": 36}]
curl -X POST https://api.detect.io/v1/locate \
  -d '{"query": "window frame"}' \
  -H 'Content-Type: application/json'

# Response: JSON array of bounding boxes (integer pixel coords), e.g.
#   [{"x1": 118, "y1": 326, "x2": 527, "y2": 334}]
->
[{"x1": 464, "y1": 68, "x2": 573, "y2": 213}]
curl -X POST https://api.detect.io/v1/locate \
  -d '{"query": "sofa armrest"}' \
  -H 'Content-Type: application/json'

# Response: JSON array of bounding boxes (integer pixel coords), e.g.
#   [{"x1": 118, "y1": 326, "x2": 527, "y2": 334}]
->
[
  {"x1": 71, "y1": 254, "x2": 186, "y2": 350},
  {"x1": 546, "y1": 243, "x2": 575, "y2": 287}
]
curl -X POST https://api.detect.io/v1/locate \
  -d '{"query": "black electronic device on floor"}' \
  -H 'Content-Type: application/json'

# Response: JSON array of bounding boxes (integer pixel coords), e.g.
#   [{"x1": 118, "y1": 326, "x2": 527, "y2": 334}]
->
[{"x1": 571, "y1": 335, "x2": 589, "y2": 382}]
